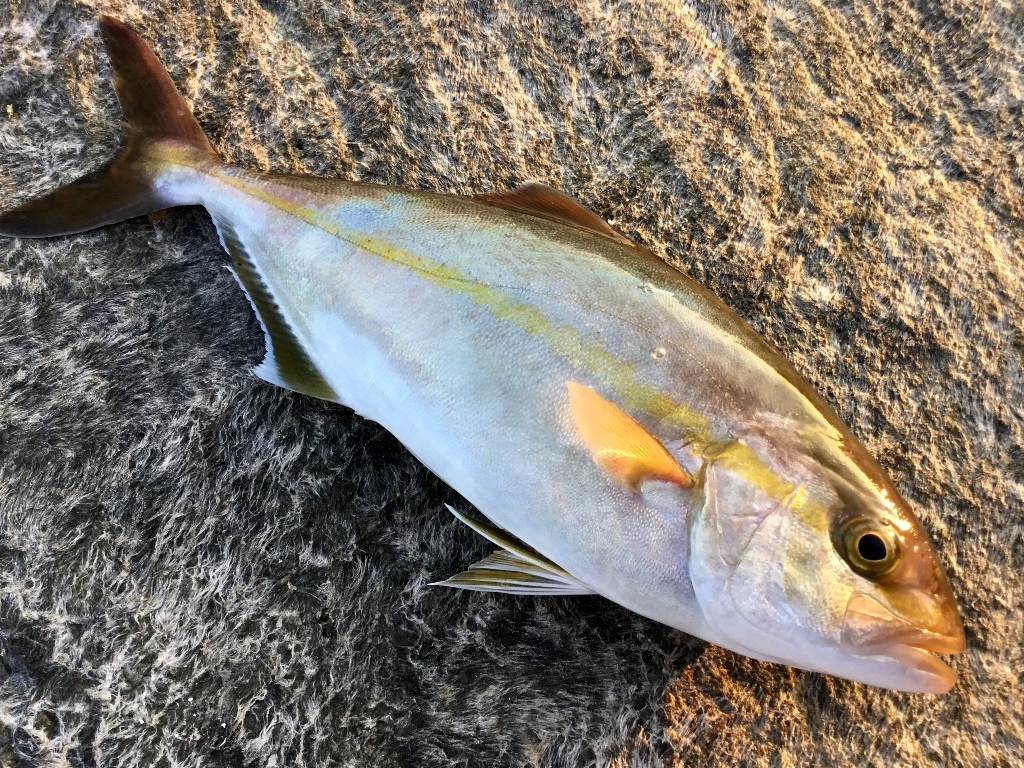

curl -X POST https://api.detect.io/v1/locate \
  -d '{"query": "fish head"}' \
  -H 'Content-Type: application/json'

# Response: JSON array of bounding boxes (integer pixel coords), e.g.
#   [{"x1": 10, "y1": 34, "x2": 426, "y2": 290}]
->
[{"x1": 686, "y1": 426, "x2": 965, "y2": 693}]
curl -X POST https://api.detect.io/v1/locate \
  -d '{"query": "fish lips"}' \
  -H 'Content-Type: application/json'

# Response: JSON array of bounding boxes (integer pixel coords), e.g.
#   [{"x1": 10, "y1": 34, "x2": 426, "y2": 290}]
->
[{"x1": 840, "y1": 592, "x2": 966, "y2": 694}]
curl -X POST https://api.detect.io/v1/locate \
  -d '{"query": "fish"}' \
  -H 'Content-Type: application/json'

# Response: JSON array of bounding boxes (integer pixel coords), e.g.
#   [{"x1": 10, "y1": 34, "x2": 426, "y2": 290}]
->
[{"x1": 0, "y1": 16, "x2": 965, "y2": 694}]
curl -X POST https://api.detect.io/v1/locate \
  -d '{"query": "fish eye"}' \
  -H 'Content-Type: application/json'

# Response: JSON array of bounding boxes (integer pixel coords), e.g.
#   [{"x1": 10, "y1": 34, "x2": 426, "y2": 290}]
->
[
  {"x1": 835, "y1": 518, "x2": 899, "y2": 579},
  {"x1": 857, "y1": 533, "x2": 887, "y2": 561}
]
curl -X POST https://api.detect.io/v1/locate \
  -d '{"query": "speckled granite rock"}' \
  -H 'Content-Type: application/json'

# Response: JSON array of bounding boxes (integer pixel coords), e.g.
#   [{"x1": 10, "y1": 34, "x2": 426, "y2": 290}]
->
[{"x1": 0, "y1": 1, "x2": 1020, "y2": 766}]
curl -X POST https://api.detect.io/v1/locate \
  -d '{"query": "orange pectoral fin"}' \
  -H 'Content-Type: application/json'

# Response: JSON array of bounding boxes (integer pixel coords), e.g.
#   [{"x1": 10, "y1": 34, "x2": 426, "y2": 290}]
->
[{"x1": 566, "y1": 381, "x2": 692, "y2": 492}]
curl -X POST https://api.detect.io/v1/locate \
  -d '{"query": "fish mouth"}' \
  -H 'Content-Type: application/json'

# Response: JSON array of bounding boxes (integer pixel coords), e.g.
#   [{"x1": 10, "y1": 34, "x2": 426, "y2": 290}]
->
[{"x1": 841, "y1": 592, "x2": 966, "y2": 694}]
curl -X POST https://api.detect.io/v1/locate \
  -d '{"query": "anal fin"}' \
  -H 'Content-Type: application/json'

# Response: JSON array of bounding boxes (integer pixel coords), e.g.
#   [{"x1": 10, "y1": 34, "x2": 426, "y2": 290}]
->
[
  {"x1": 432, "y1": 505, "x2": 595, "y2": 596},
  {"x1": 214, "y1": 217, "x2": 339, "y2": 402}
]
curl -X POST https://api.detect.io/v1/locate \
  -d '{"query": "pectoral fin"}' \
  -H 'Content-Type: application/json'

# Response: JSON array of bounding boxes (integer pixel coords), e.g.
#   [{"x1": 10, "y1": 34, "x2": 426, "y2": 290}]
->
[
  {"x1": 566, "y1": 381, "x2": 692, "y2": 492},
  {"x1": 432, "y1": 505, "x2": 595, "y2": 596}
]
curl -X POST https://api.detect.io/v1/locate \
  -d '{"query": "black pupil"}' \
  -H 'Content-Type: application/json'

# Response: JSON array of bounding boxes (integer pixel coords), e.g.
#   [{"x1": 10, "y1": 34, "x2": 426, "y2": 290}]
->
[{"x1": 857, "y1": 533, "x2": 888, "y2": 561}]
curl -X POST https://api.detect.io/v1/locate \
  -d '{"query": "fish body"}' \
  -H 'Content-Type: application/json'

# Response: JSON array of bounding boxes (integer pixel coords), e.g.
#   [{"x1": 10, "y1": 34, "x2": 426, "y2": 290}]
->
[
  {"x1": 195, "y1": 168, "x2": 758, "y2": 638},
  {"x1": 0, "y1": 17, "x2": 965, "y2": 693},
  {"x1": 188, "y1": 167, "x2": 831, "y2": 633}
]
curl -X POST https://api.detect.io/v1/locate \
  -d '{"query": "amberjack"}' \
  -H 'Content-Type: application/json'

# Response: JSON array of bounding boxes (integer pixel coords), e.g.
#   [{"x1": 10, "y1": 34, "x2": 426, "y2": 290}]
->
[{"x1": 0, "y1": 17, "x2": 965, "y2": 693}]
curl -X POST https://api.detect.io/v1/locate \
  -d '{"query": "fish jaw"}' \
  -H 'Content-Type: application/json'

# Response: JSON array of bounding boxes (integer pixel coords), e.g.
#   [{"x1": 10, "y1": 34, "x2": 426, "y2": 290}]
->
[
  {"x1": 753, "y1": 592, "x2": 964, "y2": 693},
  {"x1": 750, "y1": 631, "x2": 961, "y2": 694},
  {"x1": 836, "y1": 591, "x2": 965, "y2": 693},
  {"x1": 731, "y1": 592, "x2": 965, "y2": 694},
  {"x1": 687, "y1": 533, "x2": 965, "y2": 693}
]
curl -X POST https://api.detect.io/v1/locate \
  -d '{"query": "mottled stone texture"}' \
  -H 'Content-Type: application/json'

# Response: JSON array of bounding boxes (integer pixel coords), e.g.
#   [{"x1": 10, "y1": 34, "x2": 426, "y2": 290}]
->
[{"x1": 0, "y1": 0, "x2": 1020, "y2": 766}]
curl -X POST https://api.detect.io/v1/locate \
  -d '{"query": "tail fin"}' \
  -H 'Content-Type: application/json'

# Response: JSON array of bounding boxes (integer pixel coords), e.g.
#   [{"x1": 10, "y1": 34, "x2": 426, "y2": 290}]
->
[{"x1": 0, "y1": 16, "x2": 218, "y2": 238}]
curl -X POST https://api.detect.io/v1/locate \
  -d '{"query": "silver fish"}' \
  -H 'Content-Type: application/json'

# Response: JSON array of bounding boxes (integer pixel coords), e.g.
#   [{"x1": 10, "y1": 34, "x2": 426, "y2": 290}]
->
[{"x1": 0, "y1": 17, "x2": 965, "y2": 693}]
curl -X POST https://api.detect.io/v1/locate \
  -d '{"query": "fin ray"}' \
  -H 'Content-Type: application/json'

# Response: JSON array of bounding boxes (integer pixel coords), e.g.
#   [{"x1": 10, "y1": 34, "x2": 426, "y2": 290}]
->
[
  {"x1": 215, "y1": 217, "x2": 339, "y2": 401},
  {"x1": 433, "y1": 505, "x2": 596, "y2": 596},
  {"x1": 0, "y1": 17, "x2": 217, "y2": 238},
  {"x1": 566, "y1": 381, "x2": 692, "y2": 492}
]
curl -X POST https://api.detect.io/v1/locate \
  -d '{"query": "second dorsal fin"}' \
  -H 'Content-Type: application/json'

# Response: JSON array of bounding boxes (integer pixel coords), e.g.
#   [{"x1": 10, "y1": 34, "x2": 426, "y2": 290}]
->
[{"x1": 474, "y1": 182, "x2": 634, "y2": 246}]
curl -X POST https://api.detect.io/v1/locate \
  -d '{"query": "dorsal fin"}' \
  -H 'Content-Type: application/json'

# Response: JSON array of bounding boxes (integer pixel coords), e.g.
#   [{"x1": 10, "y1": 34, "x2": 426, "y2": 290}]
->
[
  {"x1": 473, "y1": 182, "x2": 634, "y2": 246},
  {"x1": 214, "y1": 216, "x2": 339, "y2": 402},
  {"x1": 431, "y1": 505, "x2": 595, "y2": 596}
]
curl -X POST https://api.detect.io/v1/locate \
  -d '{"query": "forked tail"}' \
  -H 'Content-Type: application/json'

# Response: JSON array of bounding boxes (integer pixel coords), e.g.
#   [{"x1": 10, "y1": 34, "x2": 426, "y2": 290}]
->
[{"x1": 0, "y1": 16, "x2": 218, "y2": 237}]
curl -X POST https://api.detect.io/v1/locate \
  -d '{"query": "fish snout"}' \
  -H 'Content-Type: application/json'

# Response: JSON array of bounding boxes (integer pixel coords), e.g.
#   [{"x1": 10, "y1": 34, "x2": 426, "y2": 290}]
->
[
  {"x1": 840, "y1": 589, "x2": 965, "y2": 693},
  {"x1": 841, "y1": 591, "x2": 965, "y2": 652}
]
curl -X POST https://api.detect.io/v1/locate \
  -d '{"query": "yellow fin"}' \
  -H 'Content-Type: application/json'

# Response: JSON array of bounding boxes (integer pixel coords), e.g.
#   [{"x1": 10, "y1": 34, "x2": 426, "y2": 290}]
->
[
  {"x1": 215, "y1": 216, "x2": 339, "y2": 402},
  {"x1": 431, "y1": 505, "x2": 595, "y2": 596},
  {"x1": 567, "y1": 381, "x2": 692, "y2": 492}
]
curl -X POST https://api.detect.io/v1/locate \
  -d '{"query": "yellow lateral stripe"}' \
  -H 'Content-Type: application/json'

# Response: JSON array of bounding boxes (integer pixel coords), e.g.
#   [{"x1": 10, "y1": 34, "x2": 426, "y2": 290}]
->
[
  {"x1": 207, "y1": 167, "x2": 710, "y2": 435},
  {"x1": 205, "y1": 168, "x2": 831, "y2": 518}
]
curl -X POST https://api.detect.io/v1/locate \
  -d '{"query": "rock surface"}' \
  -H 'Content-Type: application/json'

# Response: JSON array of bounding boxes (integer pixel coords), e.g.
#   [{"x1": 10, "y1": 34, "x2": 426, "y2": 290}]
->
[{"x1": 0, "y1": 1, "x2": 1021, "y2": 766}]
